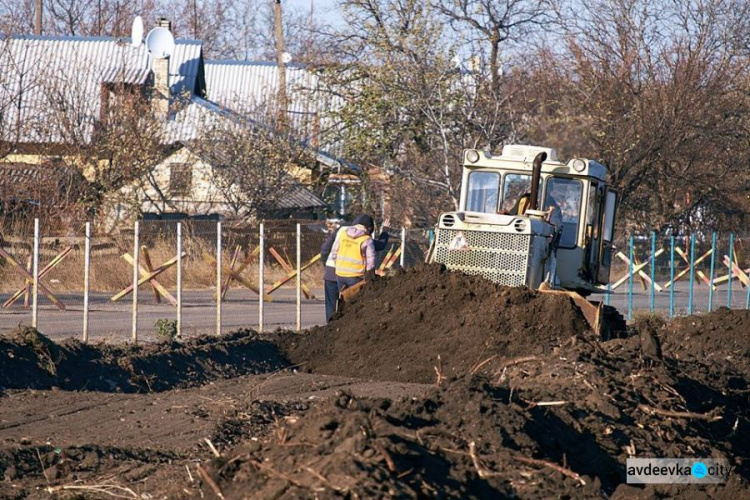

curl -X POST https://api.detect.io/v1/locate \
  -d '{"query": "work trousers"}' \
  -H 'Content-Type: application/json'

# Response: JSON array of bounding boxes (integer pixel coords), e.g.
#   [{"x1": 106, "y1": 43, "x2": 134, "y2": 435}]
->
[{"x1": 324, "y1": 279, "x2": 339, "y2": 323}]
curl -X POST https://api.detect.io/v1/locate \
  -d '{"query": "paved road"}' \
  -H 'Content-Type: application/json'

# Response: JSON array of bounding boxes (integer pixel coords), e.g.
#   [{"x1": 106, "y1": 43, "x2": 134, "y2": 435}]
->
[
  {"x1": 1, "y1": 279, "x2": 746, "y2": 342},
  {"x1": 0, "y1": 288, "x2": 327, "y2": 342}
]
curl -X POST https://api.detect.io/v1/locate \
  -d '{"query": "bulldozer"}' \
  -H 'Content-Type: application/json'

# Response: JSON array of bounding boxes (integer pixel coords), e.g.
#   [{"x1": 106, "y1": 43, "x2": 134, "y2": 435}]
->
[{"x1": 425, "y1": 144, "x2": 626, "y2": 337}]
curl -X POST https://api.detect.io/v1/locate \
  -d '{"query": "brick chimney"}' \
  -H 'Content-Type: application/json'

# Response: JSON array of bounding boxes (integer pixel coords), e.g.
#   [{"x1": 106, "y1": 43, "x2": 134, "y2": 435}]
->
[
  {"x1": 151, "y1": 18, "x2": 172, "y2": 120},
  {"x1": 152, "y1": 58, "x2": 169, "y2": 119}
]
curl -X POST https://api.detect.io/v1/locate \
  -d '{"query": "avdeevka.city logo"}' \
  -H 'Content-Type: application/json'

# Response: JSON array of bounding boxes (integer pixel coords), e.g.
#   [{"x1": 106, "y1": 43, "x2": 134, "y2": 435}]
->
[
  {"x1": 691, "y1": 462, "x2": 708, "y2": 479},
  {"x1": 626, "y1": 458, "x2": 731, "y2": 484}
]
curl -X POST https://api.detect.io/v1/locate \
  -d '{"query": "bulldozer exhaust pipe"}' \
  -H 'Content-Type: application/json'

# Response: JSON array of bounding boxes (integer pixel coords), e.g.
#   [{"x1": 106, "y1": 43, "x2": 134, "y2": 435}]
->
[{"x1": 528, "y1": 152, "x2": 547, "y2": 211}]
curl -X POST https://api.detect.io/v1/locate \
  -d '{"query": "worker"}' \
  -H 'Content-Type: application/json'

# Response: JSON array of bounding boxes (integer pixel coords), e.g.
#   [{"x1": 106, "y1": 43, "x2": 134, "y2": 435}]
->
[
  {"x1": 498, "y1": 192, "x2": 531, "y2": 215},
  {"x1": 509, "y1": 192, "x2": 531, "y2": 215},
  {"x1": 331, "y1": 213, "x2": 385, "y2": 295},
  {"x1": 320, "y1": 214, "x2": 389, "y2": 322}
]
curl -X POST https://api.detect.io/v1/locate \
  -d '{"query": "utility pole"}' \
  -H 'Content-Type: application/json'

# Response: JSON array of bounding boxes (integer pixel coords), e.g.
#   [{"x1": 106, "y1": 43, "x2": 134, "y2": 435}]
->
[
  {"x1": 35, "y1": 0, "x2": 43, "y2": 35},
  {"x1": 193, "y1": 0, "x2": 199, "y2": 39},
  {"x1": 274, "y1": 0, "x2": 288, "y2": 130}
]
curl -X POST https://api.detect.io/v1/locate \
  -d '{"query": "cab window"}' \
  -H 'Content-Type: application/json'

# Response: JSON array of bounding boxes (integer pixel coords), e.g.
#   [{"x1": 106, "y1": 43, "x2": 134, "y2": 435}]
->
[
  {"x1": 543, "y1": 177, "x2": 583, "y2": 248},
  {"x1": 500, "y1": 174, "x2": 532, "y2": 213},
  {"x1": 466, "y1": 171, "x2": 500, "y2": 213}
]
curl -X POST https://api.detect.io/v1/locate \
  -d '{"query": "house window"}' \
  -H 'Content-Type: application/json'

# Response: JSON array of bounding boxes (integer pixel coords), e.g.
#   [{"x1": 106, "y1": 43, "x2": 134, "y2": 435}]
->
[{"x1": 170, "y1": 164, "x2": 192, "y2": 197}]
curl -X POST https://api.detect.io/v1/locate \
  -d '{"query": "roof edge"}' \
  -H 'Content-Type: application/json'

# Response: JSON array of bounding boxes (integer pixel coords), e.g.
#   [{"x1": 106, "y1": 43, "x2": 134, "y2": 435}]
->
[
  {"x1": 205, "y1": 59, "x2": 306, "y2": 69},
  {"x1": 9, "y1": 34, "x2": 201, "y2": 45}
]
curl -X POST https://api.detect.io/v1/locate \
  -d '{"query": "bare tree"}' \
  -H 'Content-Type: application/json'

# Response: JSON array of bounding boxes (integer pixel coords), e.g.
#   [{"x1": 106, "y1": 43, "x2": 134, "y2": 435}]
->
[
  {"x1": 513, "y1": 0, "x2": 750, "y2": 232},
  {"x1": 315, "y1": 0, "x2": 517, "y2": 224},
  {"x1": 188, "y1": 110, "x2": 317, "y2": 221},
  {"x1": 432, "y1": 0, "x2": 552, "y2": 91}
]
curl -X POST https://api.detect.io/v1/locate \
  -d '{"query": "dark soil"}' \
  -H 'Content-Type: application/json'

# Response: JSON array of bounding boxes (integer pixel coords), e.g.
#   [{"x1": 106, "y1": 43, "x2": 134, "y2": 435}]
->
[
  {"x1": 273, "y1": 264, "x2": 592, "y2": 384},
  {"x1": 0, "y1": 265, "x2": 748, "y2": 498},
  {"x1": 201, "y1": 324, "x2": 748, "y2": 499},
  {"x1": 0, "y1": 372, "x2": 427, "y2": 499},
  {"x1": 661, "y1": 307, "x2": 750, "y2": 364},
  {"x1": 0, "y1": 327, "x2": 288, "y2": 392}
]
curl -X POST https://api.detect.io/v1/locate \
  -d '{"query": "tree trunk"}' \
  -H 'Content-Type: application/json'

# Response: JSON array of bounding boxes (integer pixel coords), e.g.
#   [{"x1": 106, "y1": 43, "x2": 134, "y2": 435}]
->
[{"x1": 490, "y1": 33, "x2": 500, "y2": 92}]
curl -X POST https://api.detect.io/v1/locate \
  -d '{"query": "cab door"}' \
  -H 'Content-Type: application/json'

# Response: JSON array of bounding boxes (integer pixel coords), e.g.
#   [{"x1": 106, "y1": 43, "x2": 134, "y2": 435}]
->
[
  {"x1": 585, "y1": 182, "x2": 602, "y2": 278},
  {"x1": 597, "y1": 188, "x2": 618, "y2": 284}
]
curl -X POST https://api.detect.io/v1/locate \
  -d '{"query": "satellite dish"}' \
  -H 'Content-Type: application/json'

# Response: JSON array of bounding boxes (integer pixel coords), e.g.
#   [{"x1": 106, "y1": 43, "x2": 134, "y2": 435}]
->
[
  {"x1": 145, "y1": 27, "x2": 175, "y2": 59},
  {"x1": 131, "y1": 16, "x2": 144, "y2": 47},
  {"x1": 281, "y1": 52, "x2": 292, "y2": 64}
]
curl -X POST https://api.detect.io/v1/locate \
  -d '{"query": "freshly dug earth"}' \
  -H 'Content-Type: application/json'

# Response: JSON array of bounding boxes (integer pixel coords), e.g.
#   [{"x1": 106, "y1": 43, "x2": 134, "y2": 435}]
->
[
  {"x1": 202, "y1": 312, "x2": 748, "y2": 499},
  {"x1": 0, "y1": 327, "x2": 288, "y2": 392},
  {"x1": 274, "y1": 264, "x2": 592, "y2": 383},
  {"x1": 0, "y1": 266, "x2": 748, "y2": 499},
  {"x1": 0, "y1": 369, "x2": 427, "y2": 499},
  {"x1": 661, "y1": 307, "x2": 750, "y2": 365}
]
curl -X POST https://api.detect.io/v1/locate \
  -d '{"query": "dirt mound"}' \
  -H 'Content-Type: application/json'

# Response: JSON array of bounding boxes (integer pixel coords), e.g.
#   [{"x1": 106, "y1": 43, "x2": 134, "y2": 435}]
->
[
  {"x1": 274, "y1": 264, "x2": 591, "y2": 383},
  {"x1": 205, "y1": 271, "x2": 749, "y2": 498},
  {"x1": 660, "y1": 307, "x2": 750, "y2": 362},
  {"x1": 0, "y1": 327, "x2": 288, "y2": 392},
  {"x1": 1, "y1": 266, "x2": 748, "y2": 498},
  {"x1": 199, "y1": 356, "x2": 747, "y2": 498}
]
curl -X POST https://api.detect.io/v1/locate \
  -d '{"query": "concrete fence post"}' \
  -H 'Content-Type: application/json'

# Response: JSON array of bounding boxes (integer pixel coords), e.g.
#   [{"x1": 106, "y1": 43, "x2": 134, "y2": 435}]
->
[
  {"x1": 259, "y1": 223, "x2": 265, "y2": 333},
  {"x1": 649, "y1": 231, "x2": 656, "y2": 312},
  {"x1": 176, "y1": 222, "x2": 182, "y2": 339},
  {"x1": 132, "y1": 220, "x2": 139, "y2": 343},
  {"x1": 627, "y1": 235, "x2": 634, "y2": 321},
  {"x1": 296, "y1": 223, "x2": 302, "y2": 331},
  {"x1": 400, "y1": 227, "x2": 406, "y2": 268},
  {"x1": 83, "y1": 222, "x2": 91, "y2": 342},
  {"x1": 31, "y1": 218, "x2": 40, "y2": 328},
  {"x1": 216, "y1": 221, "x2": 222, "y2": 336}
]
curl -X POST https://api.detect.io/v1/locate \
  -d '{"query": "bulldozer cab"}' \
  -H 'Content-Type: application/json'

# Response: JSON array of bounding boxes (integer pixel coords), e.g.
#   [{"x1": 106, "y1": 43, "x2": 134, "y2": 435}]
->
[{"x1": 435, "y1": 145, "x2": 618, "y2": 294}]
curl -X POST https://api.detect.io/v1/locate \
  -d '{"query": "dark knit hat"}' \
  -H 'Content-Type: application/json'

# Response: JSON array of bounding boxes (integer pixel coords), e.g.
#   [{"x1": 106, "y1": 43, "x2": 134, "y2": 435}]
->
[{"x1": 353, "y1": 213, "x2": 374, "y2": 233}]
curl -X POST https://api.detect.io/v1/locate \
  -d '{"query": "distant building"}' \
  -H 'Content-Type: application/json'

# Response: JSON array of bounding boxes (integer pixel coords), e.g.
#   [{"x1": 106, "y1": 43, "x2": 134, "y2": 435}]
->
[{"x1": 0, "y1": 22, "x2": 362, "y2": 226}]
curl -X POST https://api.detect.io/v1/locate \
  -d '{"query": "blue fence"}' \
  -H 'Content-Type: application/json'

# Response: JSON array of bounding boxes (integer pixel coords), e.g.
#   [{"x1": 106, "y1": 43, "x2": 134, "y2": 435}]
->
[
  {"x1": 594, "y1": 232, "x2": 749, "y2": 320},
  {"x1": 411, "y1": 229, "x2": 750, "y2": 320}
]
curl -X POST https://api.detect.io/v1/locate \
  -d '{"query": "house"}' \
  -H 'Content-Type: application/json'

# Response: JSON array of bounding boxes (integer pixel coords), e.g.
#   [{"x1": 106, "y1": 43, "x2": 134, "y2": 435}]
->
[
  {"x1": 0, "y1": 20, "x2": 362, "y2": 227},
  {"x1": 128, "y1": 139, "x2": 327, "y2": 221}
]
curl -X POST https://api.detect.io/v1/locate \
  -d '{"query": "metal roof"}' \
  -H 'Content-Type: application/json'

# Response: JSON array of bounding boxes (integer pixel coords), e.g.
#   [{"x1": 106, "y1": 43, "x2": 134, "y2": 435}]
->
[
  {"x1": 168, "y1": 95, "x2": 358, "y2": 172},
  {"x1": 101, "y1": 66, "x2": 152, "y2": 85},
  {"x1": 0, "y1": 35, "x2": 203, "y2": 144},
  {"x1": 0, "y1": 161, "x2": 78, "y2": 202},
  {"x1": 165, "y1": 95, "x2": 236, "y2": 143},
  {"x1": 0, "y1": 35, "x2": 359, "y2": 173},
  {"x1": 204, "y1": 60, "x2": 345, "y2": 158},
  {"x1": 275, "y1": 184, "x2": 326, "y2": 209}
]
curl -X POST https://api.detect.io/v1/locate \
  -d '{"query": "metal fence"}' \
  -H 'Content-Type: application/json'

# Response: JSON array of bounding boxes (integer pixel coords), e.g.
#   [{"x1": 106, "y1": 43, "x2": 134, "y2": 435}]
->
[
  {"x1": 0, "y1": 220, "x2": 747, "y2": 342},
  {"x1": 0, "y1": 219, "x2": 421, "y2": 342},
  {"x1": 597, "y1": 232, "x2": 750, "y2": 320}
]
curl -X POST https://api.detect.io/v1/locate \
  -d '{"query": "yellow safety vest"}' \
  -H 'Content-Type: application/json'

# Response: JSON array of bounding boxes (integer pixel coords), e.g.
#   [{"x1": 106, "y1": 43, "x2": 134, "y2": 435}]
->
[
  {"x1": 325, "y1": 227, "x2": 348, "y2": 268},
  {"x1": 518, "y1": 195, "x2": 530, "y2": 215},
  {"x1": 335, "y1": 232, "x2": 371, "y2": 277}
]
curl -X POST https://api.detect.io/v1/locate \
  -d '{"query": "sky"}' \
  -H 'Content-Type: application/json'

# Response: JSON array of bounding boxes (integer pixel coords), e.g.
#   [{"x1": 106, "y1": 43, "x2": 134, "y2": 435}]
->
[{"x1": 286, "y1": 0, "x2": 344, "y2": 29}]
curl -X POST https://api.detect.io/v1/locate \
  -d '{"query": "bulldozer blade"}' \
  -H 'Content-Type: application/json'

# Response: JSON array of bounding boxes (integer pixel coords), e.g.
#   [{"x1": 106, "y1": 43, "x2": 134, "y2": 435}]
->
[
  {"x1": 335, "y1": 280, "x2": 367, "y2": 315},
  {"x1": 538, "y1": 287, "x2": 603, "y2": 336},
  {"x1": 340, "y1": 281, "x2": 367, "y2": 302}
]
